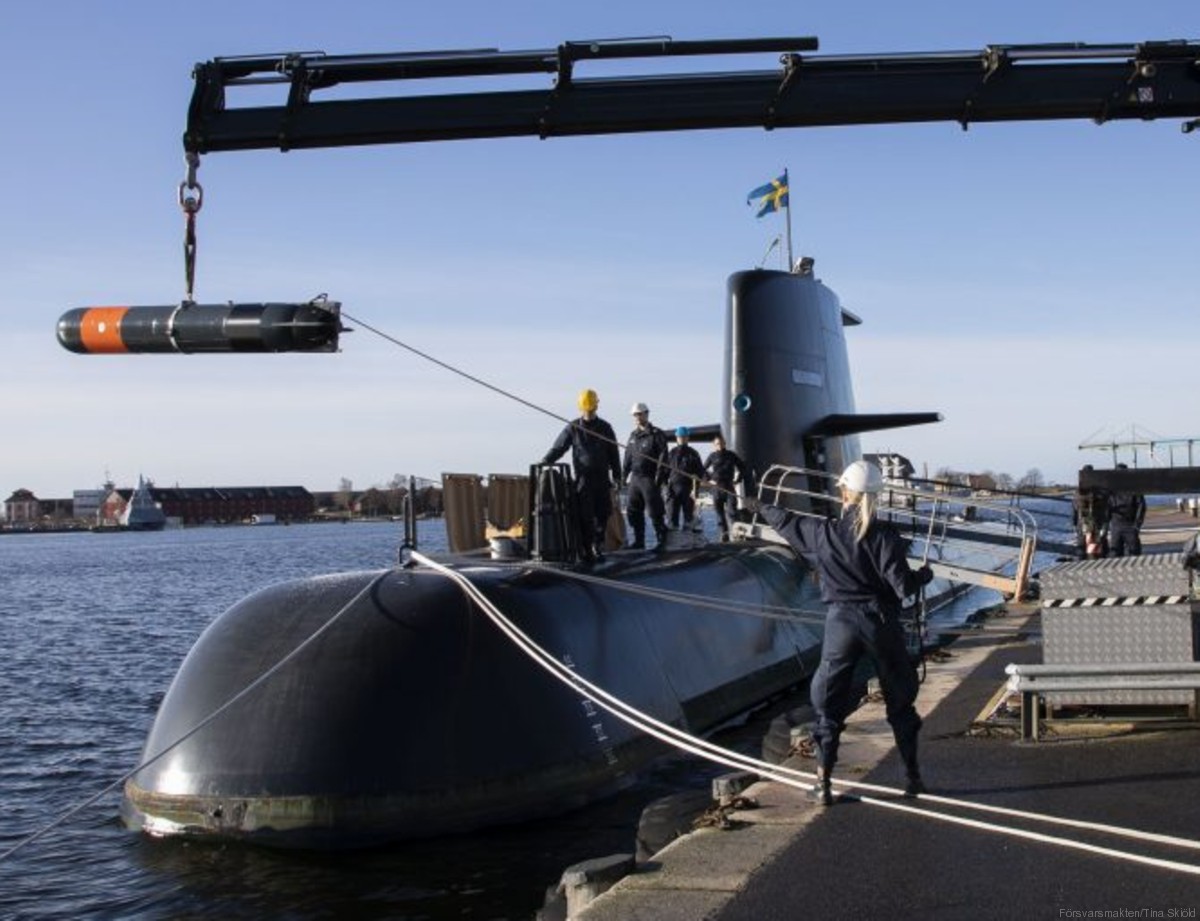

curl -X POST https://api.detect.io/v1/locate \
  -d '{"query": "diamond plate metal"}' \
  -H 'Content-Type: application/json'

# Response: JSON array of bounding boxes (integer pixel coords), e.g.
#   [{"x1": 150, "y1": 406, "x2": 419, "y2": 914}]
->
[
  {"x1": 1039, "y1": 555, "x2": 1199, "y2": 705},
  {"x1": 1039, "y1": 553, "x2": 1192, "y2": 601},
  {"x1": 1043, "y1": 604, "x2": 1200, "y2": 705}
]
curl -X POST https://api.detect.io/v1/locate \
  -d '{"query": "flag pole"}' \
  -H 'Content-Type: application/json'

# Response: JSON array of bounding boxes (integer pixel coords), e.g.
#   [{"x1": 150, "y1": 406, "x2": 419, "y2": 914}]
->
[{"x1": 783, "y1": 168, "x2": 794, "y2": 271}]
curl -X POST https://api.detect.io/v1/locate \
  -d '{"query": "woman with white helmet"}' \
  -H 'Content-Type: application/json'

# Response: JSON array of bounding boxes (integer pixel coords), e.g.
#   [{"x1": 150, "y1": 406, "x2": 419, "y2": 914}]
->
[{"x1": 746, "y1": 459, "x2": 933, "y2": 806}]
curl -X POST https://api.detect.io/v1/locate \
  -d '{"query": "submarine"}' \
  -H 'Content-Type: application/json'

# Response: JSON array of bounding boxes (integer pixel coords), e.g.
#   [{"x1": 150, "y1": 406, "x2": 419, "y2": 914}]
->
[
  {"x1": 69, "y1": 35, "x2": 1200, "y2": 848},
  {"x1": 114, "y1": 265, "x2": 950, "y2": 847}
]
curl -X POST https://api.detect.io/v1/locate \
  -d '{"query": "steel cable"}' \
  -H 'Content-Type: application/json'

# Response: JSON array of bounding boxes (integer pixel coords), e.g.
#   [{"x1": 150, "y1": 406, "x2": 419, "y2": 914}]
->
[{"x1": 343, "y1": 309, "x2": 743, "y2": 501}]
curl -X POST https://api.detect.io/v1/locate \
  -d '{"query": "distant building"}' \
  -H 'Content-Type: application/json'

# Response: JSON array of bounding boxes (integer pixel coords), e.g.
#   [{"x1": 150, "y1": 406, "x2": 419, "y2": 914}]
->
[
  {"x1": 966, "y1": 473, "x2": 998, "y2": 493},
  {"x1": 4, "y1": 488, "x2": 40, "y2": 524},
  {"x1": 98, "y1": 484, "x2": 315, "y2": 526},
  {"x1": 73, "y1": 489, "x2": 107, "y2": 524}
]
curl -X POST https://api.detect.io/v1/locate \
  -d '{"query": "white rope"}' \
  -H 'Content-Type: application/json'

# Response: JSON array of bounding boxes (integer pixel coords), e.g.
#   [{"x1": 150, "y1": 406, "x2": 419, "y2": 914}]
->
[
  {"x1": 412, "y1": 551, "x2": 813, "y2": 782},
  {"x1": 829, "y1": 777, "x2": 1200, "y2": 853},
  {"x1": 412, "y1": 552, "x2": 1200, "y2": 875}
]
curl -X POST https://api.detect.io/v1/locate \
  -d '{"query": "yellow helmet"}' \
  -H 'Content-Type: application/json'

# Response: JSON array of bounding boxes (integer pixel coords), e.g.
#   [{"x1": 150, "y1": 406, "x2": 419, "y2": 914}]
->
[{"x1": 577, "y1": 388, "x2": 599, "y2": 413}]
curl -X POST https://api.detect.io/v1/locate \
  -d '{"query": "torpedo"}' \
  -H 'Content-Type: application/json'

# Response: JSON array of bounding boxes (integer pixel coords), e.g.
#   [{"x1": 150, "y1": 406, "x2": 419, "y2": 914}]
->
[{"x1": 56, "y1": 298, "x2": 342, "y2": 354}]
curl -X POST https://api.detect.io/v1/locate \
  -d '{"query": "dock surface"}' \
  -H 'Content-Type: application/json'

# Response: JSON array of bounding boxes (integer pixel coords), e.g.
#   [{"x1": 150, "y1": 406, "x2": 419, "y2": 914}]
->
[
  {"x1": 1142, "y1": 506, "x2": 1200, "y2": 550},
  {"x1": 573, "y1": 602, "x2": 1200, "y2": 920}
]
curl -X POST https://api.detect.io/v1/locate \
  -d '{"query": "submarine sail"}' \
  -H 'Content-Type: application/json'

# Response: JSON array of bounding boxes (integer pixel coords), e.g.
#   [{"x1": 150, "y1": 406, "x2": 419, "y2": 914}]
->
[{"x1": 724, "y1": 266, "x2": 940, "y2": 500}]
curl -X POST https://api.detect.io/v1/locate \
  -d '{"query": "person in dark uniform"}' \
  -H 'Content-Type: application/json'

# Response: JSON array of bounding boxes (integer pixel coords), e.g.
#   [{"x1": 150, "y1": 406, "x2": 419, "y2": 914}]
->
[
  {"x1": 665, "y1": 427, "x2": 706, "y2": 531},
  {"x1": 745, "y1": 459, "x2": 933, "y2": 806},
  {"x1": 703, "y1": 433, "x2": 748, "y2": 541},
  {"x1": 1108, "y1": 463, "x2": 1146, "y2": 557},
  {"x1": 1073, "y1": 465, "x2": 1111, "y2": 559},
  {"x1": 542, "y1": 388, "x2": 622, "y2": 561},
  {"x1": 622, "y1": 402, "x2": 669, "y2": 549}
]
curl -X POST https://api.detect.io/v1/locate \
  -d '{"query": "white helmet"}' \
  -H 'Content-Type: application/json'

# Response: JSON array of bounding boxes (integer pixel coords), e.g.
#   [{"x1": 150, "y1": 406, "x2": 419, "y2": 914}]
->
[
  {"x1": 630, "y1": 402, "x2": 650, "y2": 415},
  {"x1": 837, "y1": 460, "x2": 884, "y2": 494}
]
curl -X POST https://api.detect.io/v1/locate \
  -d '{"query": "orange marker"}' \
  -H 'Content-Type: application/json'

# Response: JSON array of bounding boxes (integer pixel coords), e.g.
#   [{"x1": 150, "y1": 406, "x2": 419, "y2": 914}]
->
[{"x1": 59, "y1": 306, "x2": 131, "y2": 354}]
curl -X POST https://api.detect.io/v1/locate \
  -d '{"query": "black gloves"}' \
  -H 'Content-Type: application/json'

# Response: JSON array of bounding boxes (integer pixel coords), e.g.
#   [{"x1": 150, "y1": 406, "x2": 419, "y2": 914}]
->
[{"x1": 917, "y1": 564, "x2": 934, "y2": 586}]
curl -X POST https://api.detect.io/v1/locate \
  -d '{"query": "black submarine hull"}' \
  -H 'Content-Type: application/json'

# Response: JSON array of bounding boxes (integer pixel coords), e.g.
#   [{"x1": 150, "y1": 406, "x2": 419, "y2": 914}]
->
[
  {"x1": 122, "y1": 266, "x2": 955, "y2": 847},
  {"x1": 122, "y1": 543, "x2": 823, "y2": 847}
]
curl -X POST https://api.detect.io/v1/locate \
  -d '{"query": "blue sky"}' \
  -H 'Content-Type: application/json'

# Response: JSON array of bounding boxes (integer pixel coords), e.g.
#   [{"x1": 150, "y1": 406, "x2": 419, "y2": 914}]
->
[{"x1": 3, "y1": 1, "x2": 1198, "y2": 498}]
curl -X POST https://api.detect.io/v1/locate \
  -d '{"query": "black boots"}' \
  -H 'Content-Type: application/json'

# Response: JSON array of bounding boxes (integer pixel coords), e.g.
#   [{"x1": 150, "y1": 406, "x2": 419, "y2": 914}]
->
[
  {"x1": 808, "y1": 767, "x2": 834, "y2": 807},
  {"x1": 898, "y1": 732, "x2": 923, "y2": 797}
]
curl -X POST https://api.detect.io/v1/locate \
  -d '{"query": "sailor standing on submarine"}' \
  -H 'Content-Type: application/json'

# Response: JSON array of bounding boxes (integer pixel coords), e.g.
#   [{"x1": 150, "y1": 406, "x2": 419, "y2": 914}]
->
[
  {"x1": 622, "y1": 402, "x2": 670, "y2": 550},
  {"x1": 744, "y1": 460, "x2": 934, "y2": 805},
  {"x1": 665, "y1": 427, "x2": 706, "y2": 531},
  {"x1": 542, "y1": 389, "x2": 622, "y2": 562}
]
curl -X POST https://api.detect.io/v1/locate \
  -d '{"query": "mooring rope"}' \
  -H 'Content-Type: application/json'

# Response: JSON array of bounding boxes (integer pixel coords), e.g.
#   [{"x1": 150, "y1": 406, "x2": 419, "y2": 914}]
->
[
  {"x1": 0, "y1": 571, "x2": 388, "y2": 865},
  {"x1": 412, "y1": 551, "x2": 1200, "y2": 875}
]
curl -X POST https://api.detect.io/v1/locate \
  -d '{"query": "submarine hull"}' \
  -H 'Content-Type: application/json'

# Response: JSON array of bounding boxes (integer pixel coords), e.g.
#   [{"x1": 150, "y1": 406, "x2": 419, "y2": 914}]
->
[
  {"x1": 122, "y1": 543, "x2": 822, "y2": 847},
  {"x1": 122, "y1": 267, "x2": 957, "y2": 848}
]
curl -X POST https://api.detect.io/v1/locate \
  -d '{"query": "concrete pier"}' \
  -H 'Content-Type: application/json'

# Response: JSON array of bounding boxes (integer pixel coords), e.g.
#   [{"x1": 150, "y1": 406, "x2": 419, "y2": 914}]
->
[{"x1": 572, "y1": 601, "x2": 1200, "y2": 919}]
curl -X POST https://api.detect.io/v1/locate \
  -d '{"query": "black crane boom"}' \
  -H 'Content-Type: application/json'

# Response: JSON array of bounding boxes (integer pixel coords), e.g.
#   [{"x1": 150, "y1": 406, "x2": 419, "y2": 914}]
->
[{"x1": 184, "y1": 37, "x2": 1200, "y2": 153}]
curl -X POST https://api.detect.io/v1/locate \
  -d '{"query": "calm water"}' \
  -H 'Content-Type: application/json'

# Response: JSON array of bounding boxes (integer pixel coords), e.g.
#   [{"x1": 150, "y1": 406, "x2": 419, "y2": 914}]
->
[
  {"x1": 0, "y1": 520, "x2": 744, "y2": 920},
  {"x1": 0, "y1": 504, "x2": 1068, "y2": 919}
]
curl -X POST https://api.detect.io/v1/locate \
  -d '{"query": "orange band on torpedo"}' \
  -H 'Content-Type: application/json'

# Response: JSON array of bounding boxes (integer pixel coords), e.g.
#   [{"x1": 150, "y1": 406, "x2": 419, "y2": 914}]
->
[{"x1": 78, "y1": 307, "x2": 131, "y2": 354}]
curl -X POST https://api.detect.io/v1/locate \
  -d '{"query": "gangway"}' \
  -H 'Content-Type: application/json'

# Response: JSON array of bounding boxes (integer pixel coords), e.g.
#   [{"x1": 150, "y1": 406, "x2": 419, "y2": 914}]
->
[{"x1": 734, "y1": 464, "x2": 1039, "y2": 600}]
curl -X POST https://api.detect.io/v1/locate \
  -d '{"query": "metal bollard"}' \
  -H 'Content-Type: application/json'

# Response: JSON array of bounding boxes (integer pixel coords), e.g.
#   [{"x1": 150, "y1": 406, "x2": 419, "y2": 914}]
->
[{"x1": 712, "y1": 770, "x2": 758, "y2": 807}]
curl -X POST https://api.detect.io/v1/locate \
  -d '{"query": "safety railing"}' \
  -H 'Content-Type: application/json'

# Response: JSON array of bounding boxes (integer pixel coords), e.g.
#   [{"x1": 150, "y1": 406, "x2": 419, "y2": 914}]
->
[
  {"x1": 1006, "y1": 662, "x2": 1200, "y2": 740},
  {"x1": 736, "y1": 464, "x2": 1040, "y2": 599}
]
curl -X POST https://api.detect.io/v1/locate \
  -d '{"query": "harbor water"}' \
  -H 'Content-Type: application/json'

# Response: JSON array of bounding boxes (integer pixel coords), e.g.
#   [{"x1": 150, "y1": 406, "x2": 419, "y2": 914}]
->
[
  {"x1": 0, "y1": 504, "x2": 1070, "y2": 919},
  {"x1": 0, "y1": 521, "x2": 733, "y2": 919}
]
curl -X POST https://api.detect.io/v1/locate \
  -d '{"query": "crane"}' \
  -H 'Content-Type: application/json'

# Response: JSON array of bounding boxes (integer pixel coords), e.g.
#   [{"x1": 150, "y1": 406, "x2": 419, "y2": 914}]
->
[
  {"x1": 182, "y1": 36, "x2": 1200, "y2": 153},
  {"x1": 59, "y1": 36, "x2": 1200, "y2": 357}
]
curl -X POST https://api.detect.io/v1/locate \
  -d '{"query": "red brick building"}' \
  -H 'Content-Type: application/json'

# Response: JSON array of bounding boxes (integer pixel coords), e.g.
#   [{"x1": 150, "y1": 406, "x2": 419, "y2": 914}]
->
[{"x1": 100, "y1": 485, "x2": 314, "y2": 526}]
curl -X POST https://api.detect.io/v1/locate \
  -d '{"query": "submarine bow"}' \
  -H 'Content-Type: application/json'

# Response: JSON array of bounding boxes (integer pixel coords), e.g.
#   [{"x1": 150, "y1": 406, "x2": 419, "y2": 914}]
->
[{"x1": 123, "y1": 547, "x2": 821, "y2": 847}]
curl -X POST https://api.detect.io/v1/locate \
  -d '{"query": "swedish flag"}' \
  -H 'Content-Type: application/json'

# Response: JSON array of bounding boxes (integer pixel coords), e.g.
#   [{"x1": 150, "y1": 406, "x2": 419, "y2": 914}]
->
[{"x1": 747, "y1": 172, "x2": 789, "y2": 217}]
